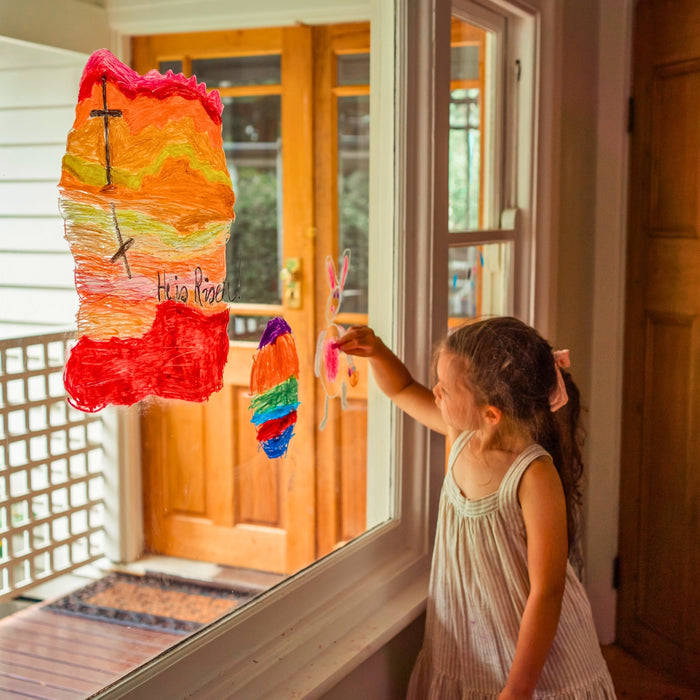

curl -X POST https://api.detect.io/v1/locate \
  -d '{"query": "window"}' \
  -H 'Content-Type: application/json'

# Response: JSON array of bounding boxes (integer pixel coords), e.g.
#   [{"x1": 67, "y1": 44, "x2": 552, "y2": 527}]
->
[
  {"x1": 447, "y1": 1, "x2": 536, "y2": 326},
  {"x1": 73, "y1": 0, "x2": 542, "y2": 695}
]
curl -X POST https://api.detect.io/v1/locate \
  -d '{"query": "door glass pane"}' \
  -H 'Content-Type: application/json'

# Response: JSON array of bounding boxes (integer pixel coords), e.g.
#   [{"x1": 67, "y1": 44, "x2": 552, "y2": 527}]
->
[
  {"x1": 449, "y1": 19, "x2": 486, "y2": 232},
  {"x1": 158, "y1": 60, "x2": 183, "y2": 74},
  {"x1": 337, "y1": 53, "x2": 370, "y2": 86},
  {"x1": 191, "y1": 56, "x2": 281, "y2": 87},
  {"x1": 448, "y1": 242, "x2": 512, "y2": 322},
  {"x1": 222, "y1": 94, "x2": 282, "y2": 340},
  {"x1": 338, "y1": 94, "x2": 370, "y2": 314}
]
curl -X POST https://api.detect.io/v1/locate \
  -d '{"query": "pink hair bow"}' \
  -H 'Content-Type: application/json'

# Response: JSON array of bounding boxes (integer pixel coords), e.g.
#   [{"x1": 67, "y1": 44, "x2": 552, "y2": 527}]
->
[{"x1": 549, "y1": 349, "x2": 571, "y2": 412}]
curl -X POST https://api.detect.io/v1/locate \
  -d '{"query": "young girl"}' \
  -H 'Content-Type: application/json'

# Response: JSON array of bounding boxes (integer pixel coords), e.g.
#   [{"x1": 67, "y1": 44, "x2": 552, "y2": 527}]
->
[{"x1": 337, "y1": 317, "x2": 616, "y2": 699}]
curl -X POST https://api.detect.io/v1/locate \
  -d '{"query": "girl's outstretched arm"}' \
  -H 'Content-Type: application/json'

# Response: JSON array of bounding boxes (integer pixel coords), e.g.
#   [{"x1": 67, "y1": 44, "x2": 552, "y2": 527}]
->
[
  {"x1": 499, "y1": 458, "x2": 569, "y2": 699},
  {"x1": 337, "y1": 325, "x2": 447, "y2": 434}
]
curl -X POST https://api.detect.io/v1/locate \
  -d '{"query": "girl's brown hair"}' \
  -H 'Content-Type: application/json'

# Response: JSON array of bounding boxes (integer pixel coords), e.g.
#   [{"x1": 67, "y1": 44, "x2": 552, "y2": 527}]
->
[{"x1": 442, "y1": 317, "x2": 584, "y2": 554}]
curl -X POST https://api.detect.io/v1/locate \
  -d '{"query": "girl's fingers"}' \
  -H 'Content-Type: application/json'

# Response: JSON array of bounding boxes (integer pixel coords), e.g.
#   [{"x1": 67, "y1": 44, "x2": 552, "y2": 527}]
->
[{"x1": 336, "y1": 327, "x2": 375, "y2": 356}]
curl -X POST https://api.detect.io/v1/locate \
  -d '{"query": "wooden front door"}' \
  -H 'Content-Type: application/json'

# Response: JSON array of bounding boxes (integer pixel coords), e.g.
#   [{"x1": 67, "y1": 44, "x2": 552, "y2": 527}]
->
[
  {"x1": 135, "y1": 24, "x2": 370, "y2": 575},
  {"x1": 618, "y1": 0, "x2": 700, "y2": 688}
]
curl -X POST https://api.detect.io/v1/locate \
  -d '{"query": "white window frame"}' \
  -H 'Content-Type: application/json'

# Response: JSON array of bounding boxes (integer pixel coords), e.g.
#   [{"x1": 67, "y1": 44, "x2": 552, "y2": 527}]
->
[{"x1": 88, "y1": 0, "x2": 543, "y2": 695}]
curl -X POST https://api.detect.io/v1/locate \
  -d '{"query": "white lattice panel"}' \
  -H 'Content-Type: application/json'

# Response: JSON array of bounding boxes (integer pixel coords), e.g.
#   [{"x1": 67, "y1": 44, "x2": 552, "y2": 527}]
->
[{"x1": 0, "y1": 333, "x2": 105, "y2": 601}]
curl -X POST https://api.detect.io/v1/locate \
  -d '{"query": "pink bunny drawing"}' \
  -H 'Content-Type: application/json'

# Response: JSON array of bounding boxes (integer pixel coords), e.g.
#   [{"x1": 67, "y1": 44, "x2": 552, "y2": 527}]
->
[{"x1": 315, "y1": 248, "x2": 359, "y2": 430}]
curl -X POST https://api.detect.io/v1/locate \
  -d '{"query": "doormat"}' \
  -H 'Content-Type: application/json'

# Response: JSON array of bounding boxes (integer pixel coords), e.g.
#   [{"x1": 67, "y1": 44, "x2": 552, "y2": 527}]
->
[{"x1": 45, "y1": 572, "x2": 256, "y2": 634}]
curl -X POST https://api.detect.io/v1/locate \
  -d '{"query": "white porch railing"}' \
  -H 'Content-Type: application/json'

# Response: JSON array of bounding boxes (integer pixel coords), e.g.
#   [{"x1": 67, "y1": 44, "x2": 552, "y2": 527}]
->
[{"x1": 0, "y1": 332, "x2": 105, "y2": 602}]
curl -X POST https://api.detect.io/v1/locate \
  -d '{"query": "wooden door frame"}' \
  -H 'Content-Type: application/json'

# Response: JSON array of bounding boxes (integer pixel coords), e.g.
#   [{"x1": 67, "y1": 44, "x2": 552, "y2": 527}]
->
[
  {"x1": 312, "y1": 22, "x2": 370, "y2": 558},
  {"x1": 134, "y1": 25, "x2": 318, "y2": 574},
  {"x1": 279, "y1": 24, "x2": 317, "y2": 571},
  {"x1": 133, "y1": 23, "x2": 371, "y2": 573}
]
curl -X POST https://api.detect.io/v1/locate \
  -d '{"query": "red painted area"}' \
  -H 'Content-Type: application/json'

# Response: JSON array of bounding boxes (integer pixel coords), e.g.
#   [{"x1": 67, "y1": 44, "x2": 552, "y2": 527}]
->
[
  {"x1": 64, "y1": 300, "x2": 229, "y2": 412},
  {"x1": 255, "y1": 410, "x2": 297, "y2": 442},
  {"x1": 78, "y1": 49, "x2": 223, "y2": 124}
]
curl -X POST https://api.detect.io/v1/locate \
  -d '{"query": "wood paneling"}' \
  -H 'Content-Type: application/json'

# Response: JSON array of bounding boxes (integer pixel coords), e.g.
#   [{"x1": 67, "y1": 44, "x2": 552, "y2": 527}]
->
[
  {"x1": 618, "y1": 0, "x2": 700, "y2": 688},
  {"x1": 138, "y1": 23, "x2": 370, "y2": 576},
  {"x1": 649, "y1": 62, "x2": 700, "y2": 238}
]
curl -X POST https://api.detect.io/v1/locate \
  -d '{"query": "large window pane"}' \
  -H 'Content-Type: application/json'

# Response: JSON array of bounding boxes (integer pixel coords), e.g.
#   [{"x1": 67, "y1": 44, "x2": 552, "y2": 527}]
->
[{"x1": 447, "y1": 17, "x2": 513, "y2": 324}]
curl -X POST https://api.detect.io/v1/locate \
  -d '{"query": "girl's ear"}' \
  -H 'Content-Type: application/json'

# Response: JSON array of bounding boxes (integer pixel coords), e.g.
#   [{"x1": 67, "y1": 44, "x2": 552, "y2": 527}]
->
[
  {"x1": 326, "y1": 256, "x2": 337, "y2": 289},
  {"x1": 483, "y1": 405, "x2": 503, "y2": 425}
]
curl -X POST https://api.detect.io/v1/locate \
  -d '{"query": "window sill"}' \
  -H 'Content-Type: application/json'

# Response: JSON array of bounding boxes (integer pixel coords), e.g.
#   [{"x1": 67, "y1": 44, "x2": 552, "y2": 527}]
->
[{"x1": 96, "y1": 536, "x2": 430, "y2": 698}]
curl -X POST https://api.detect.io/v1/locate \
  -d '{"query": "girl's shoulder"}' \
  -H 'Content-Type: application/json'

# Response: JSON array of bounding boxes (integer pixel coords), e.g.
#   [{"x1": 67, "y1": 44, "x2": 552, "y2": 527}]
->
[
  {"x1": 516, "y1": 452, "x2": 564, "y2": 507},
  {"x1": 499, "y1": 444, "x2": 552, "y2": 504}
]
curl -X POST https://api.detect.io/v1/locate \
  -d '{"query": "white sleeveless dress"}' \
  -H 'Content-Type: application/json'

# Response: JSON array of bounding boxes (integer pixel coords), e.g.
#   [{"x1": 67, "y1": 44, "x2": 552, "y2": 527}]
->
[{"x1": 407, "y1": 432, "x2": 616, "y2": 699}]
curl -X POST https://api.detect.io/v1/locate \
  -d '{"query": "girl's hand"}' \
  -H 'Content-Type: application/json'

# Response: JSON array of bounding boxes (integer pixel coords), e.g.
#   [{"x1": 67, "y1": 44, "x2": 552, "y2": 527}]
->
[
  {"x1": 337, "y1": 325, "x2": 448, "y2": 434},
  {"x1": 335, "y1": 325, "x2": 381, "y2": 357}
]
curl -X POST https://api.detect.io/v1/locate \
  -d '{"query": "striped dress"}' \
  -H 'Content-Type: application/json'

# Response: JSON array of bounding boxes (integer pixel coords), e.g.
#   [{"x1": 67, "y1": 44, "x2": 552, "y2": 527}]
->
[{"x1": 408, "y1": 432, "x2": 616, "y2": 699}]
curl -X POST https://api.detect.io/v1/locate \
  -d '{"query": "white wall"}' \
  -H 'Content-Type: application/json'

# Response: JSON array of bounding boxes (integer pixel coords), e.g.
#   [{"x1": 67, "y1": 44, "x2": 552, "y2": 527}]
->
[
  {"x1": 586, "y1": 0, "x2": 632, "y2": 643},
  {"x1": 107, "y1": 0, "x2": 370, "y2": 35},
  {"x1": 0, "y1": 0, "x2": 111, "y2": 55},
  {"x1": 0, "y1": 38, "x2": 85, "y2": 339},
  {"x1": 0, "y1": 0, "x2": 115, "y2": 339}
]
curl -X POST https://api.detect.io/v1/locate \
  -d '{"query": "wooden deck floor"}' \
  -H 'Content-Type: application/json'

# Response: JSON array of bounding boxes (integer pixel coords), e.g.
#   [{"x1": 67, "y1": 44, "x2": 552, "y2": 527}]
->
[{"x1": 0, "y1": 603, "x2": 180, "y2": 698}]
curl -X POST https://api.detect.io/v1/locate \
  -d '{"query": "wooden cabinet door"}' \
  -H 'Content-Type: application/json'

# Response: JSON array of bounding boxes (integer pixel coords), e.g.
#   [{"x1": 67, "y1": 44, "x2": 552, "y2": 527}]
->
[
  {"x1": 135, "y1": 24, "x2": 370, "y2": 575},
  {"x1": 618, "y1": 0, "x2": 700, "y2": 687}
]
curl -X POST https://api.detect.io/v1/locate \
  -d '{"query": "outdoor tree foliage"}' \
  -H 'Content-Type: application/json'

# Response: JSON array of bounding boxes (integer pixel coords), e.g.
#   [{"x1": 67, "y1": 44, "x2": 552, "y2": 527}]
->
[{"x1": 226, "y1": 168, "x2": 280, "y2": 306}]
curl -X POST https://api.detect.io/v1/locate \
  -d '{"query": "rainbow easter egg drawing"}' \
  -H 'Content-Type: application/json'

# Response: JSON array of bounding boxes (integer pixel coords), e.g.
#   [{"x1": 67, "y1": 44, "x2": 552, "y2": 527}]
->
[
  {"x1": 314, "y1": 249, "x2": 358, "y2": 430},
  {"x1": 249, "y1": 317, "x2": 300, "y2": 458}
]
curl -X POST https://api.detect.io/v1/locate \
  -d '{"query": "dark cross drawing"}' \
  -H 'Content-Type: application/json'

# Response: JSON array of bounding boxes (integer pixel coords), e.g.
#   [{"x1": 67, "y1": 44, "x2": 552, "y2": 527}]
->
[
  {"x1": 89, "y1": 75, "x2": 122, "y2": 186},
  {"x1": 90, "y1": 75, "x2": 134, "y2": 279},
  {"x1": 109, "y1": 203, "x2": 134, "y2": 278}
]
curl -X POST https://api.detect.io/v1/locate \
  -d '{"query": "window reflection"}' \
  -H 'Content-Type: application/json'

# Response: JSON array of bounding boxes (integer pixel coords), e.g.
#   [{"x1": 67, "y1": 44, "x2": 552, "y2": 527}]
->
[
  {"x1": 447, "y1": 17, "x2": 513, "y2": 326},
  {"x1": 448, "y1": 20, "x2": 484, "y2": 233},
  {"x1": 448, "y1": 243, "x2": 512, "y2": 321},
  {"x1": 450, "y1": 45, "x2": 479, "y2": 81},
  {"x1": 449, "y1": 88, "x2": 481, "y2": 231}
]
